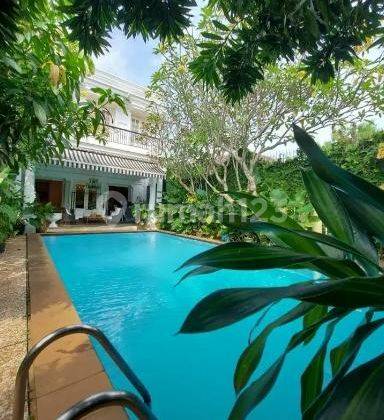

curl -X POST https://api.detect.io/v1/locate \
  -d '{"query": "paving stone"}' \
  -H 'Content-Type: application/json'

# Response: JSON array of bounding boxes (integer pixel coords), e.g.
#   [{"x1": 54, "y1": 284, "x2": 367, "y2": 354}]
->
[{"x1": 0, "y1": 237, "x2": 27, "y2": 420}]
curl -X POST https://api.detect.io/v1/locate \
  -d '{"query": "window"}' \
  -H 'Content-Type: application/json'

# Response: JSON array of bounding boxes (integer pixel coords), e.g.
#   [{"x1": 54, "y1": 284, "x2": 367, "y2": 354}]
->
[
  {"x1": 88, "y1": 189, "x2": 97, "y2": 210},
  {"x1": 75, "y1": 184, "x2": 85, "y2": 208},
  {"x1": 131, "y1": 117, "x2": 141, "y2": 132},
  {"x1": 131, "y1": 117, "x2": 142, "y2": 145}
]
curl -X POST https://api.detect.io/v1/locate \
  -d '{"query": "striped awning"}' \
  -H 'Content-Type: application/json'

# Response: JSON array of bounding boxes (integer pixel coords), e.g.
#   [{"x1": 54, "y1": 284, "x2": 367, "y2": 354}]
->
[{"x1": 50, "y1": 148, "x2": 164, "y2": 178}]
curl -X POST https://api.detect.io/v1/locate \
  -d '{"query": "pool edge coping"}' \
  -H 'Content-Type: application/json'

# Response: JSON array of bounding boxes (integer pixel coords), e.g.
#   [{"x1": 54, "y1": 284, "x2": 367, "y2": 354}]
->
[
  {"x1": 27, "y1": 233, "x2": 127, "y2": 419},
  {"x1": 42, "y1": 227, "x2": 224, "y2": 245}
]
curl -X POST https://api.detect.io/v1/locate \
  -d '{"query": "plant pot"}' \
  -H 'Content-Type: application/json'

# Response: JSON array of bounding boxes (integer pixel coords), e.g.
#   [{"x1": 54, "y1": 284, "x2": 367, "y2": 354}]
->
[{"x1": 37, "y1": 220, "x2": 49, "y2": 233}]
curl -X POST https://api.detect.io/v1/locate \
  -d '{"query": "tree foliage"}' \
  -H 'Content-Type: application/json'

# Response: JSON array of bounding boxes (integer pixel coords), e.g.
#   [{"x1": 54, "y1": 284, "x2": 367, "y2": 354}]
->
[
  {"x1": 0, "y1": 0, "x2": 127, "y2": 171},
  {"x1": 62, "y1": 0, "x2": 197, "y2": 55},
  {"x1": 7, "y1": 1, "x2": 383, "y2": 102},
  {"x1": 192, "y1": 1, "x2": 384, "y2": 101}
]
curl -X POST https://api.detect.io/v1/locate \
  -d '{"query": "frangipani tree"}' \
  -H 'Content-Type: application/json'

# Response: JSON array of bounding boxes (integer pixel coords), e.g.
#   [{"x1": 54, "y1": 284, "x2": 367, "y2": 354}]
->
[{"x1": 145, "y1": 33, "x2": 384, "y2": 198}]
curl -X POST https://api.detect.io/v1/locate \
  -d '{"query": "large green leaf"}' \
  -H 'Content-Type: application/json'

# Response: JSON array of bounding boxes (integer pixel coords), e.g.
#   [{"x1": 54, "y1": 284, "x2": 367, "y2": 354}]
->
[
  {"x1": 229, "y1": 309, "x2": 347, "y2": 420},
  {"x1": 178, "y1": 242, "x2": 366, "y2": 278},
  {"x1": 303, "y1": 316, "x2": 384, "y2": 419},
  {"x1": 229, "y1": 357, "x2": 285, "y2": 420},
  {"x1": 234, "y1": 302, "x2": 315, "y2": 393},
  {"x1": 301, "y1": 321, "x2": 336, "y2": 413},
  {"x1": 224, "y1": 220, "x2": 325, "y2": 256},
  {"x1": 338, "y1": 191, "x2": 384, "y2": 243},
  {"x1": 301, "y1": 168, "x2": 354, "y2": 244},
  {"x1": 225, "y1": 221, "x2": 379, "y2": 276},
  {"x1": 179, "y1": 277, "x2": 384, "y2": 333},
  {"x1": 226, "y1": 191, "x2": 303, "y2": 230},
  {"x1": 302, "y1": 304, "x2": 328, "y2": 345},
  {"x1": 293, "y1": 125, "x2": 384, "y2": 214},
  {"x1": 317, "y1": 353, "x2": 384, "y2": 420},
  {"x1": 33, "y1": 100, "x2": 47, "y2": 125},
  {"x1": 176, "y1": 265, "x2": 219, "y2": 285}
]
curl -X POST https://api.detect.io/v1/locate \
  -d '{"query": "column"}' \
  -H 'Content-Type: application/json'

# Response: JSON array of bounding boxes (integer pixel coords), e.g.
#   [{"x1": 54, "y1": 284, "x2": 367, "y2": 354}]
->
[
  {"x1": 146, "y1": 177, "x2": 157, "y2": 228},
  {"x1": 23, "y1": 168, "x2": 35, "y2": 205},
  {"x1": 23, "y1": 168, "x2": 36, "y2": 233},
  {"x1": 148, "y1": 177, "x2": 157, "y2": 211},
  {"x1": 156, "y1": 177, "x2": 163, "y2": 204}
]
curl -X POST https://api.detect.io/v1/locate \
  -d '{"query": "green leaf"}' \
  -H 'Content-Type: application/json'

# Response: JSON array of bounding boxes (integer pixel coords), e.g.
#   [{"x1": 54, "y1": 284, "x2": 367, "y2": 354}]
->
[
  {"x1": 225, "y1": 220, "x2": 324, "y2": 256},
  {"x1": 1, "y1": 57, "x2": 22, "y2": 73},
  {"x1": 303, "y1": 316, "x2": 384, "y2": 419},
  {"x1": 330, "y1": 340, "x2": 350, "y2": 376},
  {"x1": 201, "y1": 31, "x2": 223, "y2": 40},
  {"x1": 302, "y1": 304, "x2": 328, "y2": 345},
  {"x1": 318, "y1": 353, "x2": 384, "y2": 419},
  {"x1": 179, "y1": 277, "x2": 384, "y2": 333},
  {"x1": 229, "y1": 357, "x2": 285, "y2": 420},
  {"x1": 230, "y1": 308, "x2": 347, "y2": 419},
  {"x1": 301, "y1": 321, "x2": 336, "y2": 413},
  {"x1": 178, "y1": 242, "x2": 365, "y2": 278},
  {"x1": 294, "y1": 125, "x2": 384, "y2": 214},
  {"x1": 212, "y1": 20, "x2": 229, "y2": 31},
  {"x1": 33, "y1": 101, "x2": 47, "y2": 125},
  {"x1": 301, "y1": 168, "x2": 354, "y2": 244},
  {"x1": 177, "y1": 265, "x2": 219, "y2": 285},
  {"x1": 234, "y1": 302, "x2": 315, "y2": 393},
  {"x1": 227, "y1": 220, "x2": 380, "y2": 275},
  {"x1": 338, "y1": 191, "x2": 384, "y2": 243},
  {"x1": 91, "y1": 86, "x2": 108, "y2": 95}
]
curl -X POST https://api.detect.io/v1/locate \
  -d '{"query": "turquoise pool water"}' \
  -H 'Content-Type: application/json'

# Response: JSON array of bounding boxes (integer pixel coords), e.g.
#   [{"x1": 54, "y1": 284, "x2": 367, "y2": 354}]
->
[{"x1": 43, "y1": 232, "x2": 382, "y2": 419}]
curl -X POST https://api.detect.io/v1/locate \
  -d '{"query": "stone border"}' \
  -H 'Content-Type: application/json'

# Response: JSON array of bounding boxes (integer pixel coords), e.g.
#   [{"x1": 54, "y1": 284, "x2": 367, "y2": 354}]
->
[
  {"x1": 155, "y1": 229, "x2": 223, "y2": 245},
  {"x1": 27, "y1": 234, "x2": 126, "y2": 419},
  {"x1": 43, "y1": 227, "x2": 223, "y2": 245}
]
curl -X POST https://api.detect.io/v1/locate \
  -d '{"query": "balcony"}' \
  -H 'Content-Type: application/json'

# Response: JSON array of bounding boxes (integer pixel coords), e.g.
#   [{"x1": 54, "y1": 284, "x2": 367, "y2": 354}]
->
[{"x1": 106, "y1": 124, "x2": 152, "y2": 149}]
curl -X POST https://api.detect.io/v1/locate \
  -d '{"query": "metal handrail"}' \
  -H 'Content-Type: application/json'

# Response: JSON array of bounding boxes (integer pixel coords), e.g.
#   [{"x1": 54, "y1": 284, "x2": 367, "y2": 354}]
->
[
  {"x1": 12, "y1": 324, "x2": 152, "y2": 420},
  {"x1": 57, "y1": 390, "x2": 157, "y2": 420}
]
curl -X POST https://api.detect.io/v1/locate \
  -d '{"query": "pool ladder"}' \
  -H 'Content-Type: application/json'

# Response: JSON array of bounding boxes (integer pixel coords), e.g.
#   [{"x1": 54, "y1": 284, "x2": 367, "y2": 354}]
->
[{"x1": 12, "y1": 324, "x2": 157, "y2": 420}]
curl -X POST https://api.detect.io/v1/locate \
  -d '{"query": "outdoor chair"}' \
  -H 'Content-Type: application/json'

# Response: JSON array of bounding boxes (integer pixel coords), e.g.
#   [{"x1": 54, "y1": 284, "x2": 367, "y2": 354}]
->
[
  {"x1": 61, "y1": 208, "x2": 75, "y2": 225},
  {"x1": 106, "y1": 207, "x2": 123, "y2": 225}
]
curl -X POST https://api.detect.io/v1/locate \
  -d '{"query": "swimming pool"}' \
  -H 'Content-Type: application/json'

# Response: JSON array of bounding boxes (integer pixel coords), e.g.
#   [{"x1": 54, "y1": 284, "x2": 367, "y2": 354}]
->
[{"x1": 43, "y1": 232, "x2": 382, "y2": 419}]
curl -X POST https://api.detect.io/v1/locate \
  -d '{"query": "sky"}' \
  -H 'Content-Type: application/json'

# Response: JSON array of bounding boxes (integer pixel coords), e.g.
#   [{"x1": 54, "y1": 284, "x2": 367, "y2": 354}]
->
[
  {"x1": 94, "y1": 2, "x2": 204, "y2": 86},
  {"x1": 94, "y1": 32, "x2": 160, "y2": 87}
]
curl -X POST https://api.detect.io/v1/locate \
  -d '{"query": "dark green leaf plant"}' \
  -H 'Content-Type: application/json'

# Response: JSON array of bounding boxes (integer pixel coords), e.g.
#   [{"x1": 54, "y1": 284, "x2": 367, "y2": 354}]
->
[{"x1": 178, "y1": 126, "x2": 384, "y2": 419}]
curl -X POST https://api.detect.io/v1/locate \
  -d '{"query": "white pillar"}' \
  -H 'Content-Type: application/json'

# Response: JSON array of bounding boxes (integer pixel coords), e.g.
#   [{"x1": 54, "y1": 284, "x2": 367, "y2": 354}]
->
[
  {"x1": 148, "y1": 177, "x2": 157, "y2": 211},
  {"x1": 156, "y1": 177, "x2": 163, "y2": 204},
  {"x1": 23, "y1": 168, "x2": 36, "y2": 233},
  {"x1": 146, "y1": 177, "x2": 157, "y2": 229},
  {"x1": 23, "y1": 168, "x2": 36, "y2": 205}
]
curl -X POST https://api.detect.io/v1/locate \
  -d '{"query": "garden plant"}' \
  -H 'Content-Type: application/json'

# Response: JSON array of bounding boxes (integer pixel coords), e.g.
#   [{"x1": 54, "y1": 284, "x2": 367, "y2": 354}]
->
[{"x1": 179, "y1": 126, "x2": 384, "y2": 419}]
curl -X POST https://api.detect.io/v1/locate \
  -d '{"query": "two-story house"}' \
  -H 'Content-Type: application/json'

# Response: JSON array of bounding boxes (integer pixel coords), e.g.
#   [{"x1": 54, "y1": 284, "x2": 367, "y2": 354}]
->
[{"x1": 22, "y1": 70, "x2": 164, "y2": 226}]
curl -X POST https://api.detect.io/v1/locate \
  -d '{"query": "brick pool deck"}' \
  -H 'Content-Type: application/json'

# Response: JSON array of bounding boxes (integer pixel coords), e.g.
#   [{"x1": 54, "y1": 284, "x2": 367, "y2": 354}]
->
[
  {"x1": 0, "y1": 236, "x2": 27, "y2": 419},
  {"x1": 27, "y1": 234, "x2": 126, "y2": 419},
  {"x1": 0, "y1": 235, "x2": 126, "y2": 419}
]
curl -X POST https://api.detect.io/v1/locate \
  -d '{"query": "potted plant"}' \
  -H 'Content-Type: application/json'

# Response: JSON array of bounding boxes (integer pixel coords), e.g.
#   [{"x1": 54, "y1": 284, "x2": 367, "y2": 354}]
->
[{"x1": 26, "y1": 202, "x2": 55, "y2": 233}]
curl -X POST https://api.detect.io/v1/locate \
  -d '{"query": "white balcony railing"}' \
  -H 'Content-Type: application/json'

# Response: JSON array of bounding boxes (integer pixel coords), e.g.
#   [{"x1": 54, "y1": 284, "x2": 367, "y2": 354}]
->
[{"x1": 106, "y1": 124, "x2": 152, "y2": 149}]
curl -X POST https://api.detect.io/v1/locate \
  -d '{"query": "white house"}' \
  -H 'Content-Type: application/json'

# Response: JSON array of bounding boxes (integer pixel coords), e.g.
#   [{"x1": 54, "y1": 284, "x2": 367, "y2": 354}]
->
[{"x1": 23, "y1": 70, "x2": 164, "y2": 225}]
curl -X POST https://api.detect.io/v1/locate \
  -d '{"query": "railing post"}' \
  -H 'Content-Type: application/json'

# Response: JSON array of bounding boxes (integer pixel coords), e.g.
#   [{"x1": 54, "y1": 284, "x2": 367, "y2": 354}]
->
[{"x1": 12, "y1": 324, "x2": 152, "y2": 420}]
